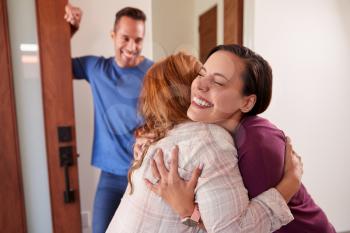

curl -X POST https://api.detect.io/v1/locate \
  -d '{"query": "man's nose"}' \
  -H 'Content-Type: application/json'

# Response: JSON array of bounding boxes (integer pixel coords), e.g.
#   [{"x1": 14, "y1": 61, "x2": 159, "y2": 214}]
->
[{"x1": 126, "y1": 40, "x2": 136, "y2": 51}]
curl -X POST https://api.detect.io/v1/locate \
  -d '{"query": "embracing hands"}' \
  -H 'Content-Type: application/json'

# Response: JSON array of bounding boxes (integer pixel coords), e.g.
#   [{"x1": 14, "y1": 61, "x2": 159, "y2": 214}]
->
[
  {"x1": 143, "y1": 146, "x2": 203, "y2": 218},
  {"x1": 276, "y1": 136, "x2": 303, "y2": 202},
  {"x1": 135, "y1": 134, "x2": 303, "y2": 221}
]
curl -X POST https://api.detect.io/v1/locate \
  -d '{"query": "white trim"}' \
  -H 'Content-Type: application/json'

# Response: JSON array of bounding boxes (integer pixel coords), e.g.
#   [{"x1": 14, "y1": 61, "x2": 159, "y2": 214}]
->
[{"x1": 243, "y1": 0, "x2": 255, "y2": 49}]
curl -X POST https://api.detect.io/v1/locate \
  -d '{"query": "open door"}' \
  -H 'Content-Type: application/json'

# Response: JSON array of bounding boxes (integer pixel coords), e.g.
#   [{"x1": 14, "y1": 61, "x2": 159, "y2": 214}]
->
[
  {"x1": 35, "y1": 0, "x2": 82, "y2": 232},
  {"x1": 0, "y1": 0, "x2": 27, "y2": 232},
  {"x1": 2, "y1": 0, "x2": 83, "y2": 231}
]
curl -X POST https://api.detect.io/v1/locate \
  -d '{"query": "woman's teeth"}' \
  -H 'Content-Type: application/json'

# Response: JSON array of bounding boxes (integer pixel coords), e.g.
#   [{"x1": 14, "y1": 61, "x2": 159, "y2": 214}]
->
[{"x1": 193, "y1": 97, "x2": 212, "y2": 107}]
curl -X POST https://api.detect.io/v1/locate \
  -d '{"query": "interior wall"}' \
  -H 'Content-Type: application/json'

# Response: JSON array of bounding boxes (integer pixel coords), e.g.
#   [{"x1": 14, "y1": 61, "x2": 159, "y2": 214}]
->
[
  {"x1": 69, "y1": 0, "x2": 152, "y2": 232},
  {"x1": 244, "y1": 0, "x2": 350, "y2": 231},
  {"x1": 152, "y1": 0, "x2": 222, "y2": 60},
  {"x1": 152, "y1": 0, "x2": 195, "y2": 61}
]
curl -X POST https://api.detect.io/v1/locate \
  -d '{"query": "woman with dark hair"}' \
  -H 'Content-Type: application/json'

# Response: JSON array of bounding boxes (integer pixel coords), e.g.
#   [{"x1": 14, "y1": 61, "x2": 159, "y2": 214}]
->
[{"x1": 145, "y1": 44, "x2": 335, "y2": 233}]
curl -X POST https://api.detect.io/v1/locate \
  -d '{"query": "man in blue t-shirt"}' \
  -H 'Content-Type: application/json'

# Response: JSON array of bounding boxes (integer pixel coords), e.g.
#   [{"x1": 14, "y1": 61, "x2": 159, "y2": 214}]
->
[{"x1": 65, "y1": 4, "x2": 153, "y2": 233}]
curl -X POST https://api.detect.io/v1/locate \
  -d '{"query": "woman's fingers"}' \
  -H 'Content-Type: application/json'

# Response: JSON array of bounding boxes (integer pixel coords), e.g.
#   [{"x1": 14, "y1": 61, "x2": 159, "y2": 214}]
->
[
  {"x1": 133, "y1": 144, "x2": 142, "y2": 160},
  {"x1": 144, "y1": 178, "x2": 160, "y2": 195},
  {"x1": 169, "y1": 146, "x2": 180, "y2": 177},
  {"x1": 285, "y1": 136, "x2": 292, "y2": 156},
  {"x1": 292, "y1": 150, "x2": 303, "y2": 176},
  {"x1": 155, "y1": 149, "x2": 169, "y2": 178},
  {"x1": 284, "y1": 136, "x2": 293, "y2": 170},
  {"x1": 188, "y1": 164, "x2": 203, "y2": 190},
  {"x1": 284, "y1": 136, "x2": 303, "y2": 181},
  {"x1": 150, "y1": 157, "x2": 161, "y2": 180},
  {"x1": 135, "y1": 136, "x2": 150, "y2": 147}
]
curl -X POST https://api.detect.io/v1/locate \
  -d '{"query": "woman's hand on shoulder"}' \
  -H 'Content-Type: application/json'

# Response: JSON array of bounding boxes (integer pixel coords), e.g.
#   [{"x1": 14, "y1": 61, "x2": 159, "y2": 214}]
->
[
  {"x1": 276, "y1": 136, "x2": 303, "y2": 203},
  {"x1": 134, "y1": 133, "x2": 156, "y2": 160},
  {"x1": 144, "y1": 146, "x2": 203, "y2": 218}
]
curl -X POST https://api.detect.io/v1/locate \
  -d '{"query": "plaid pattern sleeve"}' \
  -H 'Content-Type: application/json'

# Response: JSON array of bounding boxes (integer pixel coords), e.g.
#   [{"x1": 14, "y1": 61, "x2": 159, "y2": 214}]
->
[{"x1": 193, "y1": 124, "x2": 293, "y2": 233}]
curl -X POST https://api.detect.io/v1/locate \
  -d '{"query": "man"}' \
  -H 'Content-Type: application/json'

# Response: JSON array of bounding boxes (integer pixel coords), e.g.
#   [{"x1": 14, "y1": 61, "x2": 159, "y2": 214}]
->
[{"x1": 64, "y1": 4, "x2": 153, "y2": 233}]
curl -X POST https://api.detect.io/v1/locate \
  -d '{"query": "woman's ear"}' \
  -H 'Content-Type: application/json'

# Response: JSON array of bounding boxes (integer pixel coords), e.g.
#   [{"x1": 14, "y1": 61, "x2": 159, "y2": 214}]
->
[
  {"x1": 240, "y1": 94, "x2": 256, "y2": 113},
  {"x1": 110, "y1": 30, "x2": 115, "y2": 39}
]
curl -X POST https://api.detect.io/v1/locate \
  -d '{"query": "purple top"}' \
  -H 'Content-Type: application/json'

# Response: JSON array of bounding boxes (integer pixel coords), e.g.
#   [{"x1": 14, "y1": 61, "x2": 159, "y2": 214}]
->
[{"x1": 234, "y1": 115, "x2": 335, "y2": 233}]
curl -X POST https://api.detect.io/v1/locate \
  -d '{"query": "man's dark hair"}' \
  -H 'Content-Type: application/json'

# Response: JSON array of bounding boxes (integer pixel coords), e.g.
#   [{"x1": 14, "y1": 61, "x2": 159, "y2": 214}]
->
[
  {"x1": 114, "y1": 7, "x2": 146, "y2": 30},
  {"x1": 207, "y1": 44, "x2": 273, "y2": 116}
]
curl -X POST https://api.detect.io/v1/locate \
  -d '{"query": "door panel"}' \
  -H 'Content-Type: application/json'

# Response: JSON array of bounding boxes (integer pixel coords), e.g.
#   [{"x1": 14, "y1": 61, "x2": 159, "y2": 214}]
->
[
  {"x1": 199, "y1": 5, "x2": 217, "y2": 63},
  {"x1": 224, "y1": 0, "x2": 243, "y2": 45},
  {"x1": 35, "y1": 0, "x2": 82, "y2": 232},
  {"x1": 0, "y1": 0, "x2": 27, "y2": 232}
]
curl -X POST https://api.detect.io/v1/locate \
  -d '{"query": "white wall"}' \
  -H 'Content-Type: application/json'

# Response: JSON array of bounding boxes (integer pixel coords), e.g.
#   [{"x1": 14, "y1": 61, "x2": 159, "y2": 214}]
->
[
  {"x1": 152, "y1": 0, "x2": 222, "y2": 60},
  {"x1": 152, "y1": 0, "x2": 224, "y2": 60},
  {"x1": 154, "y1": 0, "x2": 350, "y2": 231},
  {"x1": 69, "y1": 0, "x2": 152, "y2": 232},
  {"x1": 152, "y1": 0, "x2": 196, "y2": 61},
  {"x1": 245, "y1": 0, "x2": 350, "y2": 231}
]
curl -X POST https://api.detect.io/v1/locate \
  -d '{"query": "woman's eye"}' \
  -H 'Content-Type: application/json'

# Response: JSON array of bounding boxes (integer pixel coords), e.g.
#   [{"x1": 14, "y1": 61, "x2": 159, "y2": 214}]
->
[{"x1": 213, "y1": 81, "x2": 223, "y2": 86}]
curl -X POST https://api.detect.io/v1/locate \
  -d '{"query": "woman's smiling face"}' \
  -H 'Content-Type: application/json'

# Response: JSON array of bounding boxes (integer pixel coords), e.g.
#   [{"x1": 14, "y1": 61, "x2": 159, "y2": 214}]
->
[{"x1": 187, "y1": 50, "x2": 256, "y2": 131}]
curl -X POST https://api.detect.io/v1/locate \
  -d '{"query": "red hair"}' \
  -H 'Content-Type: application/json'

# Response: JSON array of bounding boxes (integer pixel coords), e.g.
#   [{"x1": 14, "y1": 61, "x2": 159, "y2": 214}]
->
[{"x1": 128, "y1": 52, "x2": 201, "y2": 193}]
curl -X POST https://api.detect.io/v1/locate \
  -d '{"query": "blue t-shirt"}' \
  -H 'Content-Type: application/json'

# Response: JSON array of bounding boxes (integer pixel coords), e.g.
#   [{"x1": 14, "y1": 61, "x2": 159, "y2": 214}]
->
[{"x1": 72, "y1": 56, "x2": 153, "y2": 175}]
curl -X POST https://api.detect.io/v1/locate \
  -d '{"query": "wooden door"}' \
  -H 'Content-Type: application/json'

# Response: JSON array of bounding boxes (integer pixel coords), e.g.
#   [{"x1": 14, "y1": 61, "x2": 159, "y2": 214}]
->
[
  {"x1": 35, "y1": 0, "x2": 82, "y2": 232},
  {"x1": 0, "y1": 0, "x2": 27, "y2": 232},
  {"x1": 224, "y1": 0, "x2": 243, "y2": 45},
  {"x1": 199, "y1": 5, "x2": 217, "y2": 63}
]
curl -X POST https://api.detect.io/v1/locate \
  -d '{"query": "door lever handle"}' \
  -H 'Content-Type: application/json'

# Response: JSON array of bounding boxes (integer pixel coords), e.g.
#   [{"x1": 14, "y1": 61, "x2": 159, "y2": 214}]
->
[{"x1": 59, "y1": 146, "x2": 75, "y2": 203}]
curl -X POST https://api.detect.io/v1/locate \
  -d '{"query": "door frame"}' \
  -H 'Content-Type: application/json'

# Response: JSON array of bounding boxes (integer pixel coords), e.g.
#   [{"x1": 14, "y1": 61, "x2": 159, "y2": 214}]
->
[{"x1": 0, "y1": 0, "x2": 27, "y2": 232}]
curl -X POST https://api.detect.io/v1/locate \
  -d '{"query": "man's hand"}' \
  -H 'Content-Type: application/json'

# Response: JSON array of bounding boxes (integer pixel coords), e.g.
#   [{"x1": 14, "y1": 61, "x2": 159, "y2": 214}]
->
[{"x1": 64, "y1": 3, "x2": 82, "y2": 34}]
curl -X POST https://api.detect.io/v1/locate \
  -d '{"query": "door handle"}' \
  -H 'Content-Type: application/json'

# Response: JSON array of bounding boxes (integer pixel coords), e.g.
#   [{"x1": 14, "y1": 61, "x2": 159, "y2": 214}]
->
[{"x1": 59, "y1": 146, "x2": 75, "y2": 203}]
